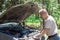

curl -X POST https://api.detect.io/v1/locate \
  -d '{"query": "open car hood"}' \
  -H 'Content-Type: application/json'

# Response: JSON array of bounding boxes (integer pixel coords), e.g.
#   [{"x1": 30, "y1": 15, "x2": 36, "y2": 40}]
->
[{"x1": 0, "y1": 2, "x2": 39, "y2": 23}]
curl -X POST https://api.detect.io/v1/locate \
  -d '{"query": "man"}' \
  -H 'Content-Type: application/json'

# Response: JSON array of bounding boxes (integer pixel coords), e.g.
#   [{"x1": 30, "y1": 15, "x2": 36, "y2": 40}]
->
[{"x1": 33, "y1": 9, "x2": 60, "y2": 40}]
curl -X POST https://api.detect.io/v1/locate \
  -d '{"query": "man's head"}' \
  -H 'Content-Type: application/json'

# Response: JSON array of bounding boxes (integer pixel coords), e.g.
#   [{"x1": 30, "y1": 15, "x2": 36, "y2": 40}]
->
[{"x1": 39, "y1": 9, "x2": 49, "y2": 19}]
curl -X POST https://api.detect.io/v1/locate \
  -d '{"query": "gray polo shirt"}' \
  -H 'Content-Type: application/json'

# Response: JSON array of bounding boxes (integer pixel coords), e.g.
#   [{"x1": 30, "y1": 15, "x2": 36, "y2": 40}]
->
[{"x1": 44, "y1": 15, "x2": 57, "y2": 36}]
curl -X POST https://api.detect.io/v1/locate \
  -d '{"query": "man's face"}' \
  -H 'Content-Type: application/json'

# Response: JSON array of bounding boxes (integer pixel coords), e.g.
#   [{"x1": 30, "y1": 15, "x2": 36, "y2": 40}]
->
[{"x1": 39, "y1": 12, "x2": 47, "y2": 19}]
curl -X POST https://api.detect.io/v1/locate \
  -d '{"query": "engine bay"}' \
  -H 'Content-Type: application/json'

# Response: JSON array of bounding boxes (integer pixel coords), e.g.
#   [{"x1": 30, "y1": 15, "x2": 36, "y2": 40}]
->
[{"x1": 0, "y1": 23, "x2": 35, "y2": 38}]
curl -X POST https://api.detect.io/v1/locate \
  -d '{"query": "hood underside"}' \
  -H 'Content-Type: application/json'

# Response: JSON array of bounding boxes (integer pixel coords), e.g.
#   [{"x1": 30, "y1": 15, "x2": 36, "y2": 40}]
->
[{"x1": 0, "y1": 2, "x2": 39, "y2": 23}]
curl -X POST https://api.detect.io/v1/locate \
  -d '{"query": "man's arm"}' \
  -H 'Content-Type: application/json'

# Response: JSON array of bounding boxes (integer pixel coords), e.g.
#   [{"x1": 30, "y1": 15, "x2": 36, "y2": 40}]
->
[
  {"x1": 40, "y1": 20, "x2": 52, "y2": 37},
  {"x1": 33, "y1": 28, "x2": 50, "y2": 39},
  {"x1": 39, "y1": 28, "x2": 50, "y2": 37}
]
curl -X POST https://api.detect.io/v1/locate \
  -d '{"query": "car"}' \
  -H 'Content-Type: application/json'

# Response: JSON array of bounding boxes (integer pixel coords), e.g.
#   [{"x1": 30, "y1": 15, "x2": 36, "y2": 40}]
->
[{"x1": 0, "y1": 22, "x2": 40, "y2": 40}]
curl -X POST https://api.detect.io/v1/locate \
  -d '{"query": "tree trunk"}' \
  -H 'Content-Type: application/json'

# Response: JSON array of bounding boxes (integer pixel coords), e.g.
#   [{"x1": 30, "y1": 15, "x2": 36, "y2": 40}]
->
[
  {"x1": 42, "y1": 0, "x2": 45, "y2": 5},
  {"x1": 0, "y1": 0, "x2": 3, "y2": 12},
  {"x1": 58, "y1": 0, "x2": 60, "y2": 4}
]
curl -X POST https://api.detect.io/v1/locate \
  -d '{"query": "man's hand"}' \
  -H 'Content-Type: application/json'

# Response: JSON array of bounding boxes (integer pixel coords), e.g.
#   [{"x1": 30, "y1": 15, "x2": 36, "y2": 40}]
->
[
  {"x1": 33, "y1": 28, "x2": 50, "y2": 40},
  {"x1": 33, "y1": 36, "x2": 39, "y2": 39},
  {"x1": 33, "y1": 33, "x2": 40, "y2": 39}
]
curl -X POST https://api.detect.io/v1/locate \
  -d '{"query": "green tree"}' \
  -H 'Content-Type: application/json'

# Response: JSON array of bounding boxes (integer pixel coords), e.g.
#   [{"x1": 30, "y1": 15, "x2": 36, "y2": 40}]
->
[
  {"x1": 0, "y1": 0, "x2": 4, "y2": 12},
  {"x1": 58, "y1": 0, "x2": 60, "y2": 4}
]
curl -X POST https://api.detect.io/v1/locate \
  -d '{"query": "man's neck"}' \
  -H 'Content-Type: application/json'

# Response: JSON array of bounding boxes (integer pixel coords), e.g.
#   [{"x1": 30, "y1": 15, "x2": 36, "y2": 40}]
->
[{"x1": 44, "y1": 15, "x2": 49, "y2": 20}]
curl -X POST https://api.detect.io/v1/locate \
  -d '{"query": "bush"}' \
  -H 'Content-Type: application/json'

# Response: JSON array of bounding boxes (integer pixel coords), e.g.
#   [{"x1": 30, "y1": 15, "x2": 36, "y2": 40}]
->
[{"x1": 57, "y1": 20, "x2": 60, "y2": 29}]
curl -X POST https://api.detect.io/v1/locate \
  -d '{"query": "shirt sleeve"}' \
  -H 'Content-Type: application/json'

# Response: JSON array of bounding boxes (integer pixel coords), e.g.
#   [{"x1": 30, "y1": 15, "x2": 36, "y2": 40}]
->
[{"x1": 44, "y1": 20, "x2": 52, "y2": 29}]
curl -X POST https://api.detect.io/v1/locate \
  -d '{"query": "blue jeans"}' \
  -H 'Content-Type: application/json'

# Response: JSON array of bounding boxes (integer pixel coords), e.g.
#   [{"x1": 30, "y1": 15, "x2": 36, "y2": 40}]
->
[{"x1": 47, "y1": 34, "x2": 60, "y2": 40}]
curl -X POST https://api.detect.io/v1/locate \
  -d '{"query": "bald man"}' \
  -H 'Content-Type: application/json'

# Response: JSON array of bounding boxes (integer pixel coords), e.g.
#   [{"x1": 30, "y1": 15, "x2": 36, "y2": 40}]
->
[{"x1": 33, "y1": 9, "x2": 60, "y2": 40}]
